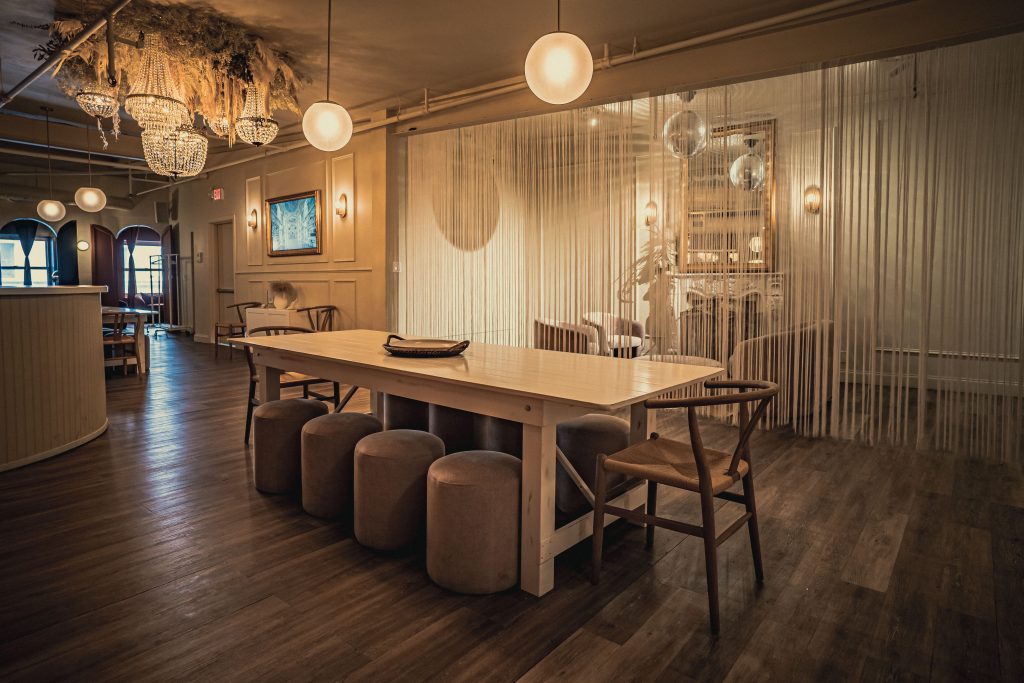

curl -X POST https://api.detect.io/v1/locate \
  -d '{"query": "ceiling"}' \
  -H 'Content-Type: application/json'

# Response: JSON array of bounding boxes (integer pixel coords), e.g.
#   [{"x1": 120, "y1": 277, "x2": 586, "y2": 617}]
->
[{"x1": 1, "y1": 0, "x2": 828, "y2": 132}]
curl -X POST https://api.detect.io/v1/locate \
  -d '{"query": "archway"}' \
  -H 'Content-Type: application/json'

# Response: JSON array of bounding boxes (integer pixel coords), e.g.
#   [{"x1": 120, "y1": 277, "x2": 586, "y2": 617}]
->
[
  {"x1": 115, "y1": 225, "x2": 163, "y2": 308},
  {"x1": 0, "y1": 218, "x2": 57, "y2": 286}
]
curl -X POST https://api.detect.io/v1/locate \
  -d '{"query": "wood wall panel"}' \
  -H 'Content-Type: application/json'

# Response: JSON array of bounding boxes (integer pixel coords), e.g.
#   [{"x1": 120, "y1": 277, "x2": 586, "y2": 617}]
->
[
  {"x1": 331, "y1": 154, "x2": 355, "y2": 262},
  {"x1": 237, "y1": 273, "x2": 365, "y2": 331},
  {"x1": 244, "y1": 177, "x2": 263, "y2": 267},
  {"x1": 0, "y1": 291, "x2": 107, "y2": 470}
]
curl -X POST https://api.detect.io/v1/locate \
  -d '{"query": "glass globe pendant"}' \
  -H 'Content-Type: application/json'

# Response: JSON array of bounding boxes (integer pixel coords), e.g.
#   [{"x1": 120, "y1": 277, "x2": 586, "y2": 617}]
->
[
  {"x1": 525, "y1": 0, "x2": 593, "y2": 105},
  {"x1": 302, "y1": 0, "x2": 353, "y2": 151},
  {"x1": 37, "y1": 108, "x2": 66, "y2": 222},
  {"x1": 663, "y1": 110, "x2": 707, "y2": 158},
  {"x1": 75, "y1": 187, "x2": 107, "y2": 212},
  {"x1": 729, "y1": 138, "x2": 766, "y2": 191},
  {"x1": 236, "y1": 84, "x2": 279, "y2": 147},
  {"x1": 37, "y1": 200, "x2": 66, "y2": 222}
]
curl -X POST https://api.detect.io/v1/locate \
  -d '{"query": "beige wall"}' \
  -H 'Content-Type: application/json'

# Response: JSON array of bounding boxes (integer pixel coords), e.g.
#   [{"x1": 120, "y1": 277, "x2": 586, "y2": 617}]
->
[{"x1": 175, "y1": 128, "x2": 389, "y2": 342}]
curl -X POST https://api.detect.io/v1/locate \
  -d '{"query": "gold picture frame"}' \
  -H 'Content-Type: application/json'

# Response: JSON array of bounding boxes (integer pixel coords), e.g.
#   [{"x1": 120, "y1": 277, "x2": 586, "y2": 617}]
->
[{"x1": 265, "y1": 190, "x2": 323, "y2": 257}]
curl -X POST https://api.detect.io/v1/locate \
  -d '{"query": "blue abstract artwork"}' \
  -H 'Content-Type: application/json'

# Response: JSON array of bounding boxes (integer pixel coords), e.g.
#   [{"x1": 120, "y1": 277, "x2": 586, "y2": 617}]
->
[{"x1": 267, "y1": 192, "x2": 321, "y2": 255}]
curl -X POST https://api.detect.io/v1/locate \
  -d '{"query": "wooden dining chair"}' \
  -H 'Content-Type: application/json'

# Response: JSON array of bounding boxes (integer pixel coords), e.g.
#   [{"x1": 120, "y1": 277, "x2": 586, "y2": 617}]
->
[
  {"x1": 243, "y1": 325, "x2": 345, "y2": 443},
  {"x1": 215, "y1": 301, "x2": 261, "y2": 360},
  {"x1": 297, "y1": 305, "x2": 338, "y2": 332},
  {"x1": 591, "y1": 379, "x2": 779, "y2": 634},
  {"x1": 103, "y1": 312, "x2": 141, "y2": 379}
]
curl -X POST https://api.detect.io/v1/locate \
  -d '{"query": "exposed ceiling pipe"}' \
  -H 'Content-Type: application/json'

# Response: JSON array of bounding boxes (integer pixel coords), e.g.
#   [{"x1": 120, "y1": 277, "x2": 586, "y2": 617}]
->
[
  {"x1": 0, "y1": 144, "x2": 147, "y2": 171},
  {"x1": 136, "y1": 0, "x2": 885, "y2": 195},
  {"x1": 0, "y1": 183, "x2": 134, "y2": 210},
  {"x1": 0, "y1": 136, "x2": 146, "y2": 162},
  {"x1": 0, "y1": 0, "x2": 134, "y2": 108}
]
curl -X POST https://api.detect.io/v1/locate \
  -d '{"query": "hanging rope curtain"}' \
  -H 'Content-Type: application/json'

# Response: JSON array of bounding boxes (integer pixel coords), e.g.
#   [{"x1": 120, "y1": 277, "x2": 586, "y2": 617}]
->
[{"x1": 397, "y1": 33, "x2": 1024, "y2": 462}]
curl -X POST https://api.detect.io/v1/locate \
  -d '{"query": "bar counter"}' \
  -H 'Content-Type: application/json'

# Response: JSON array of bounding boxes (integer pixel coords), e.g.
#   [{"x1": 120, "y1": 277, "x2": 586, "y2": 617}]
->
[{"x1": 0, "y1": 286, "x2": 108, "y2": 471}]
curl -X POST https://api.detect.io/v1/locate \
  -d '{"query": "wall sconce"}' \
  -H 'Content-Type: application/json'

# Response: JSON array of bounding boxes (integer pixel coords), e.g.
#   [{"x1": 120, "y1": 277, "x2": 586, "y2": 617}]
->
[
  {"x1": 247, "y1": 208, "x2": 258, "y2": 230},
  {"x1": 643, "y1": 200, "x2": 658, "y2": 227},
  {"x1": 335, "y1": 192, "x2": 348, "y2": 218},
  {"x1": 803, "y1": 185, "x2": 822, "y2": 214},
  {"x1": 76, "y1": 240, "x2": 90, "y2": 252}
]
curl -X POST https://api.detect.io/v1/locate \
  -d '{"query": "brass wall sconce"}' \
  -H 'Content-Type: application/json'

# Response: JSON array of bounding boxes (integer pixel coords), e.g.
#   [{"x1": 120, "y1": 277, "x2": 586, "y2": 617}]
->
[
  {"x1": 643, "y1": 200, "x2": 658, "y2": 227},
  {"x1": 248, "y1": 208, "x2": 258, "y2": 229},
  {"x1": 335, "y1": 192, "x2": 348, "y2": 218},
  {"x1": 803, "y1": 185, "x2": 822, "y2": 214}
]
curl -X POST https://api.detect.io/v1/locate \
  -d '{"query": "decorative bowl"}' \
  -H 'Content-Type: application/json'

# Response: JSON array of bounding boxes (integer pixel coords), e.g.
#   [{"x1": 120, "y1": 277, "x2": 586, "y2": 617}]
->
[{"x1": 383, "y1": 334, "x2": 470, "y2": 358}]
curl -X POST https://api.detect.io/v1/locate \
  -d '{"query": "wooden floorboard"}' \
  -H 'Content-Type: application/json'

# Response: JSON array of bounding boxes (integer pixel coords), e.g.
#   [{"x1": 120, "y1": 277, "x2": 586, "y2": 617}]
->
[{"x1": 0, "y1": 334, "x2": 1020, "y2": 681}]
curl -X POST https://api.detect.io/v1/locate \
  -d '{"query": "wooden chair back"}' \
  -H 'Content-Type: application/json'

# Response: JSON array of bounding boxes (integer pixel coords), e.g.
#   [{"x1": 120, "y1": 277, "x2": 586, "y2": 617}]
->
[
  {"x1": 244, "y1": 325, "x2": 313, "y2": 378},
  {"x1": 533, "y1": 318, "x2": 597, "y2": 355},
  {"x1": 104, "y1": 312, "x2": 131, "y2": 340},
  {"x1": 645, "y1": 379, "x2": 779, "y2": 479},
  {"x1": 228, "y1": 301, "x2": 262, "y2": 324},
  {"x1": 297, "y1": 305, "x2": 337, "y2": 332}
]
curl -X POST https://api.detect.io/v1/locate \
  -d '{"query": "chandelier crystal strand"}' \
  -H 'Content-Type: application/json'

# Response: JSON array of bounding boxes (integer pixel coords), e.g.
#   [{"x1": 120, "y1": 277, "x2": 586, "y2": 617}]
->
[
  {"x1": 236, "y1": 84, "x2": 278, "y2": 146},
  {"x1": 124, "y1": 34, "x2": 190, "y2": 130},
  {"x1": 142, "y1": 124, "x2": 209, "y2": 178}
]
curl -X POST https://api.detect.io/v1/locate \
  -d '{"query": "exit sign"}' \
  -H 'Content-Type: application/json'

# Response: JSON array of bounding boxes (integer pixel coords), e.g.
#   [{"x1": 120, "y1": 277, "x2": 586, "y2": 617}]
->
[{"x1": 210, "y1": 187, "x2": 224, "y2": 201}]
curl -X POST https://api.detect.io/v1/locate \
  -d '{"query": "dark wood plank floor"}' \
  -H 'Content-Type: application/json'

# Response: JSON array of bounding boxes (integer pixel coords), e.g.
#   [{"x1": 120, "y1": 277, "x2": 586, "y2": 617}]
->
[{"x1": 1, "y1": 335, "x2": 1022, "y2": 681}]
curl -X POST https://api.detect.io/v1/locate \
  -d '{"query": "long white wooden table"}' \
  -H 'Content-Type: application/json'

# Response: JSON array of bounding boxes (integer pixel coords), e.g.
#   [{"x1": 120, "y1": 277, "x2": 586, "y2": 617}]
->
[{"x1": 241, "y1": 329, "x2": 722, "y2": 596}]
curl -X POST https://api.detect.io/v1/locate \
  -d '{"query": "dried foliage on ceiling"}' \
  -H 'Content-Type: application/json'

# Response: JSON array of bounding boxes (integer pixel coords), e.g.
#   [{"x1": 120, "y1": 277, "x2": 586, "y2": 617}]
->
[{"x1": 35, "y1": 0, "x2": 306, "y2": 128}]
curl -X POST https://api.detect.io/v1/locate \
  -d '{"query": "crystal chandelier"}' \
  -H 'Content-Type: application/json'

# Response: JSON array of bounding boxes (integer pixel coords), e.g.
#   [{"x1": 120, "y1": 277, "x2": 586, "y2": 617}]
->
[
  {"x1": 124, "y1": 35, "x2": 190, "y2": 130},
  {"x1": 208, "y1": 113, "x2": 231, "y2": 138},
  {"x1": 236, "y1": 84, "x2": 278, "y2": 146},
  {"x1": 76, "y1": 88, "x2": 118, "y2": 119},
  {"x1": 142, "y1": 124, "x2": 209, "y2": 178}
]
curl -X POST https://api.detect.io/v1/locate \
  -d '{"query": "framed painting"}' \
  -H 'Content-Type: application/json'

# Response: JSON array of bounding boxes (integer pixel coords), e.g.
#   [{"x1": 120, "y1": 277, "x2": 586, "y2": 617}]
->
[{"x1": 265, "y1": 190, "x2": 322, "y2": 257}]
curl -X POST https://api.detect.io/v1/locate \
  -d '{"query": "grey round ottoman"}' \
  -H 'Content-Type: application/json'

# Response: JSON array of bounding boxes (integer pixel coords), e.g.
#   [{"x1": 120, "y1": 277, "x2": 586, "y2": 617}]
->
[
  {"x1": 253, "y1": 399, "x2": 328, "y2": 494},
  {"x1": 428, "y1": 404, "x2": 477, "y2": 453},
  {"x1": 474, "y1": 415, "x2": 522, "y2": 458},
  {"x1": 354, "y1": 429, "x2": 445, "y2": 550},
  {"x1": 427, "y1": 451, "x2": 521, "y2": 594},
  {"x1": 383, "y1": 394, "x2": 430, "y2": 431},
  {"x1": 556, "y1": 414, "x2": 632, "y2": 518},
  {"x1": 300, "y1": 412, "x2": 383, "y2": 519}
]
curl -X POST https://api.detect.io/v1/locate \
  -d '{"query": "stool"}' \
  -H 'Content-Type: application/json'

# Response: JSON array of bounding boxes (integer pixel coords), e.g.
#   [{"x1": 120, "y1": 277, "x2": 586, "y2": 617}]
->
[
  {"x1": 354, "y1": 429, "x2": 445, "y2": 550},
  {"x1": 300, "y1": 412, "x2": 383, "y2": 519},
  {"x1": 428, "y1": 404, "x2": 477, "y2": 453},
  {"x1": 474, "y1": 415, "x2": 522, "y2": 458},
  {"x1": 556, "y1": 414, "x2": 633, "y2": 519},
  {"x1": 383, "y1": 394, "x2": 430, "y2": 431},
  {"x1": 427, "y1": 451, "x2": 521, "y2": 594},
  {"x1": 253, "y1": 399, "x2": 328, "y2": 494}
]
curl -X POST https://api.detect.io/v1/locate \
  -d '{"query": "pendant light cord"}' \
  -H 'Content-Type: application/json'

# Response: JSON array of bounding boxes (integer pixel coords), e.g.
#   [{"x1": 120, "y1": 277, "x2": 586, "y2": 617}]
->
[
  {"x1": 326, "y1": 0, "x2": 332, "y2": 101},
  {"x1": 557, "y1": 0, "x2": 561, "y2": 31},
  {"x1": 43, "y1": 108, "x2": 54, "y2": 196}
]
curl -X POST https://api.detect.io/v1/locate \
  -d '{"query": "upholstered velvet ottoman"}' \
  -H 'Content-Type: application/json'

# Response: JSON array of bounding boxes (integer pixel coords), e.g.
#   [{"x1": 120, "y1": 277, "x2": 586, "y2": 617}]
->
[
  {"x1": 252, "y1": 398, "x2": 328, "y2": 494},
  {"x1": 426, "y1": 451, "x2": 521, "y2": 594},
  {"x1": 353, "y1": 429, "x2": 445, "y2": 550},
  {"x1": 300, "y1": 412, "x2": 382, "y2": 518}
]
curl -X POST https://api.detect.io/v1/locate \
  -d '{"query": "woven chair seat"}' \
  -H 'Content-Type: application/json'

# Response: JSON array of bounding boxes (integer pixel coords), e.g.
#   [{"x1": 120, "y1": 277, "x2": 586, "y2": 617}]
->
[{"x1": 604, "y1": 436, "x2": 748, "y2": 494}]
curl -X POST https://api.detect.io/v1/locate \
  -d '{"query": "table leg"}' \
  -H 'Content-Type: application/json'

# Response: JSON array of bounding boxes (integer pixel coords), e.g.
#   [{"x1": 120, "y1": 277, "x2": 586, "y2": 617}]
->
[
  {"x1": 369, "y1": 390, "x2": 385, "y2": 419},
  {"x1": 630, "y1": 401, "x2": 656, "y2": 444},
  {"x1": 135, "y1": 314, "x2": 148, "y2": 374},
  {"x1": 521, "y1": 422, "x2": 556, "y2": 597},
  {"x1": 256, "y1": 364, "x2": 281, "y2": 403}
]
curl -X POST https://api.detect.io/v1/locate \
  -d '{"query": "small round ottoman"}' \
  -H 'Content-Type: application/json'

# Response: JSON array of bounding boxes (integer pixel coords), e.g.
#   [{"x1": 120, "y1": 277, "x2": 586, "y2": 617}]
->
[
  {"x1": 428, "y1": 404, "x2": 478, "y2": 453},
  {"x1": 300, "y1": 412, "x2": 383, "y2": 519},
  {"x1": 427, "y1": 451, "x2": 521, "y2": 594},
  {"x1": 556, "y1": 414, "x2": 632, "y2": 518},
  {"x1": 354, "y1": 429, "x2": 445, "y2": 550},
  {"x1": 253, "y1": 398, "x2": 328, "y2": 494},
  {"x1": 383, "y1": 394, "x2": 430, "y2": 431}
]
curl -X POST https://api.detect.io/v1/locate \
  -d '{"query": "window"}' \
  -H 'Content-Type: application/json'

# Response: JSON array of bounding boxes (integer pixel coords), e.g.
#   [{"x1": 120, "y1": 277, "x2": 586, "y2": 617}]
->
[
  {"x1": 0, "y1": 236, "x2": 53, "y2": 287},
  {"x1": 124, "y1": 242, "x2": 163, "y2": 294}
]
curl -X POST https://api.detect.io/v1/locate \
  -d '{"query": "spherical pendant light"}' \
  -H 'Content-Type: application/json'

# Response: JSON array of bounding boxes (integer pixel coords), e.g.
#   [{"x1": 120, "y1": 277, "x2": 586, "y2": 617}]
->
[
  {"x1": 37, "y1": 200, "x2": 66, "y2": 222},
  {"x1": 303, "y1": 101, "x2": 353, "y2": 151},
  {"x1": 729, "y1": 139, "x2": 766, "y2": 191},
  {"x1": 663, "y1": 110, "x2": 708, "y2": 158},
  {"x1": 525, "y1": 31, "x2": 593, "y2": 105},
  {"x1": 302, "y1": 0, "x2": 353, "y2": 151},
  {"x1": 75, "y1": 187, "x2": 107, "y2": 212}
]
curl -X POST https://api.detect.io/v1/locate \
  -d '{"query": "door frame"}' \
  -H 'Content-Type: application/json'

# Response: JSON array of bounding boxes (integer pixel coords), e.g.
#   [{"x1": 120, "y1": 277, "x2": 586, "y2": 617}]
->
[{"x1": 208, "y1": 217, "x2": 236, "y2": 342}]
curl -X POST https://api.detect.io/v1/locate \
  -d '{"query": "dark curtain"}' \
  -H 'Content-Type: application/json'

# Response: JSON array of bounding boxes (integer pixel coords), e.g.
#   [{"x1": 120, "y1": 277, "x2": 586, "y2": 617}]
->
[
  {"x1": 13, "y1": 221, "x2": 38, "y2": 286},
  {"x1": 56, "y1": 221, "x2": 80, "y2": 285},
  {"x1": 124, "y1": 226, "x2": 139, "y2": 297}
]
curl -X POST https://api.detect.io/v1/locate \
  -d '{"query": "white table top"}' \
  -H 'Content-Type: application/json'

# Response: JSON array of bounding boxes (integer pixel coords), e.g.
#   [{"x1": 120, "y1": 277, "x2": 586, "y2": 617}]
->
[{"x1": 242, "y1": 329, "x2": 722, "y2": 411}]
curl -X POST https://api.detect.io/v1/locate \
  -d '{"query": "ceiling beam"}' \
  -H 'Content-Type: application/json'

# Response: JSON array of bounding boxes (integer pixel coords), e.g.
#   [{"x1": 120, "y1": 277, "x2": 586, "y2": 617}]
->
[{"x1": 0, "y1": 0, "x2": 134, "y2": 109}]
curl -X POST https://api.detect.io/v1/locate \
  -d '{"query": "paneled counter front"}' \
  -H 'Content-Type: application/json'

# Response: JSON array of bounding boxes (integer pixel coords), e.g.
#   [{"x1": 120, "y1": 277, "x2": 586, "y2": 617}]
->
[{"x1": 0, "y1": 286, "x2": 108, "y2": 471}]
